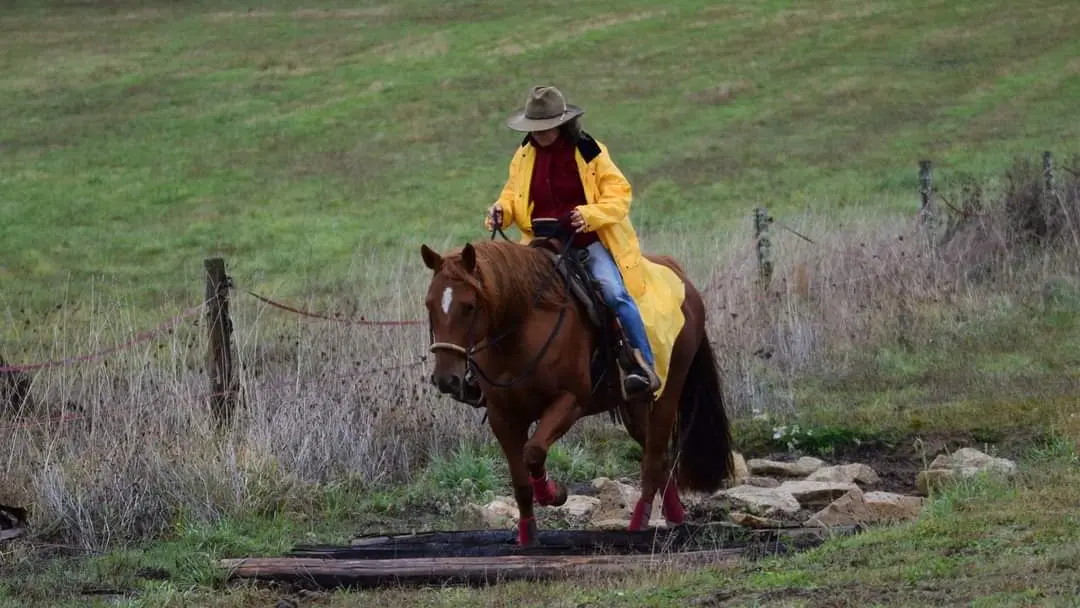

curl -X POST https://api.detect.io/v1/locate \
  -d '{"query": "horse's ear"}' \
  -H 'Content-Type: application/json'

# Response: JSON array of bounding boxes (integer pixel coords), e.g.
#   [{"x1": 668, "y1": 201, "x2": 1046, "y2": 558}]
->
[
  {"x1": 420, "y1": 244, "x2": 442, "y2": 271},
  {"x1": 461, "y1": 243, "x2": 477, "y2": 273}
]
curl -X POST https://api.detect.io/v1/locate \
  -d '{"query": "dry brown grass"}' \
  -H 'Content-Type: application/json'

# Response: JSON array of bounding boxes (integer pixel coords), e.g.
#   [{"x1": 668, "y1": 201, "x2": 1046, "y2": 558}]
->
[
  {"x1": 694, "y1": 154, "x2": 1080, "y2": 416},
  {"x1": 2, "y1": 157, "x2": 1078, "y2": 551}
]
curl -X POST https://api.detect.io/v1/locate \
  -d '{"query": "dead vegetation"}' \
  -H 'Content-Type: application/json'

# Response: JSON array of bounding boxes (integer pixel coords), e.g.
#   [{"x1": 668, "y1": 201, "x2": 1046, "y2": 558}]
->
[{"x1": 704, "y1": 153, "x2": 1080, "y2": 415}]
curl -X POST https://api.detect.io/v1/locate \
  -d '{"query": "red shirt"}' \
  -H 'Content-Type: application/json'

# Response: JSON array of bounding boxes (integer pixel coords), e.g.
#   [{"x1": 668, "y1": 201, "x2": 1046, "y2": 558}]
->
[{"x1": 529, "y1": 134, "x2": 599, "y2": 248}]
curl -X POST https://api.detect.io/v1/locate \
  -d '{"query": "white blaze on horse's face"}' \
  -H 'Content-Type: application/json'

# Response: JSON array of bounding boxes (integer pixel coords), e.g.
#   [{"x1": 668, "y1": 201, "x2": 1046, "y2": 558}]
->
[{"x1": 441, "y1": 286, "x2": 453, "y2": 316}]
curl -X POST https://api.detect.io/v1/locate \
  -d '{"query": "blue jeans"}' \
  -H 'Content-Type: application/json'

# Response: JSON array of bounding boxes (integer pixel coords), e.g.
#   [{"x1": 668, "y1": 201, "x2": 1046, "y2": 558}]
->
[{"x1": 582, "y1": 241, "x2": 656, "y2": 370}]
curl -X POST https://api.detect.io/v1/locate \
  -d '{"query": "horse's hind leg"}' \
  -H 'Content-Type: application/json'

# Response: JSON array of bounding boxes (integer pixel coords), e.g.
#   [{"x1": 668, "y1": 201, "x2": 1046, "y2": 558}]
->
[
  {"x1": 627, "y1": 391, "x2": 684, "y2": 531},
  {"x1": 625, "y1": 401, "x2": 686, "y2": 528}
]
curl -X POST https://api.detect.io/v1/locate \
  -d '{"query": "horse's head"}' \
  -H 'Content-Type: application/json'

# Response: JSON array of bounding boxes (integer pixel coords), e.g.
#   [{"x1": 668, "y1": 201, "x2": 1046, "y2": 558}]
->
[{"x1": 420, "y1": 242, "x2": 488, "y2": 404}]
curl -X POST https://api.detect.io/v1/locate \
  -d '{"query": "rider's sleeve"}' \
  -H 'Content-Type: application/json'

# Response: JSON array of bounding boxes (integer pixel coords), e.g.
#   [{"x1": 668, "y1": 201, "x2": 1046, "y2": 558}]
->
[
  {"x1": 486, "y1": 153, "x2": 519, "y2": 231},
  {"x1": 576, "y1": 145, "x2": 632, "y2": 232}
]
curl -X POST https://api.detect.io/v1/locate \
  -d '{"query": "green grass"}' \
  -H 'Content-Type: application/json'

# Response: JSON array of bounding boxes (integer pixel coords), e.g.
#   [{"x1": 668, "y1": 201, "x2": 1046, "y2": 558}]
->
[
  {"x1": 4, "y1": 432, "x2": 1078, "y2": 607},
  {"x1": 3, "y1": 0, "x2": 1080, "y2": 318}
]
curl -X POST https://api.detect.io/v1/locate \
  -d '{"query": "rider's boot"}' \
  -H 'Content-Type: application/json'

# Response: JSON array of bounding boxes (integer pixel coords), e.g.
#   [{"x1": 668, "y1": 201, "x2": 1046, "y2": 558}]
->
[{"x1": 623, "y1": 347, "x2": 660, "y2": 396}]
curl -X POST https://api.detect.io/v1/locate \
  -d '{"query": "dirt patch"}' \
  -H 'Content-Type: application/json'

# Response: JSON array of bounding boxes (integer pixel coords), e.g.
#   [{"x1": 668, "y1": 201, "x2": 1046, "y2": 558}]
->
[{"x1": 745, "y1": 430, "x2": 981, "y2": 495}]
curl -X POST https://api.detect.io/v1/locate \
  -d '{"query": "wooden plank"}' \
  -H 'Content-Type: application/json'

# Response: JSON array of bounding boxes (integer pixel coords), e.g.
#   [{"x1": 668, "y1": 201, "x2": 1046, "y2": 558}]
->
[
  {"x1": 314, "y1": 524, "x2": 856, "y2": 560},
  {"x1": 220, "y1": 549, "x2": 743, "y2": 589},
  {"x1": 346, "y1": 523, "x2": 745, "y2": 548},
  {"x1": 288, "y1": 525, "x2": 857, "y2": 563},
  {"x1": 297, "y1": 524, "x2": 750, "y2": 559}
]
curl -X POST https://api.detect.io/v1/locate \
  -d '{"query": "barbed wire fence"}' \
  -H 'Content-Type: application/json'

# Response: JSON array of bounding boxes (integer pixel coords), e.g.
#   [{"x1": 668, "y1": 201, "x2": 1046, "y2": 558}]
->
[{"x1": 0, "y1": 257, "x2": 435, "y2": 429}]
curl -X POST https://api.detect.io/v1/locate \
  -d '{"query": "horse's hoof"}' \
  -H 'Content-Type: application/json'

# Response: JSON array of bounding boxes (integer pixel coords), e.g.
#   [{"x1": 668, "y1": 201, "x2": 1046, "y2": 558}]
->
[
  {"x1": 628, "y1": 499, "x2": 651, "y2": 531},
  {"x1": 550, "y1": 482, "x2": 568, "y2": 507},
  {"x1": 661, "y1": 499, "x2": 686, "y2": 526},
  {"x1": 529, "y1": 474, "x2": 565, "y2": 507},
  {"x1": 517, "y1": 517, "x2": 538, "y2": 546}
]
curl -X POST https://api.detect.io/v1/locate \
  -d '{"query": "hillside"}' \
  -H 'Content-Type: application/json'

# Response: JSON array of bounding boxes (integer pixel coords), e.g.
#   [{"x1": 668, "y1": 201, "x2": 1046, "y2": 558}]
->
[{"x1": 2, "y1": 0, "x2": 1079, "y2": 317}]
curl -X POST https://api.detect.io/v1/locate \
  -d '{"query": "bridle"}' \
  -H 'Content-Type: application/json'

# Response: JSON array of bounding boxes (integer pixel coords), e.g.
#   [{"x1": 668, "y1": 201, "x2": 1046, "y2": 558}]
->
[{"x1": 428, "y1": 221, "x2": 576, "y2": 400}]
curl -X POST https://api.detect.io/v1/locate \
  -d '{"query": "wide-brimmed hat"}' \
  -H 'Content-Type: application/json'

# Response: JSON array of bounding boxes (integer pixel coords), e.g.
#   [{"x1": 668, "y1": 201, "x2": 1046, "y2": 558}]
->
[{"x1": 506, "y1": 85, "x2": 585, "y2": 132}]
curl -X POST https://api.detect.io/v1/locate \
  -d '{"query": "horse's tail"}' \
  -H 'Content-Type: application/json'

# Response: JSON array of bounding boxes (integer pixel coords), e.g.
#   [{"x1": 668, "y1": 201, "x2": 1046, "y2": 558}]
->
[{"x1": 673, "y1": 335, "x2": 734, "y2": 494}]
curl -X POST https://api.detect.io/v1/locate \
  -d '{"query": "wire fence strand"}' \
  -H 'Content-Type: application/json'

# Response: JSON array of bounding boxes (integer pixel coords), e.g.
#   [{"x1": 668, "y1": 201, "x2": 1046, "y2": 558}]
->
[{"x1": 0, "y1": 300, "x2": 209, "y2": 374}]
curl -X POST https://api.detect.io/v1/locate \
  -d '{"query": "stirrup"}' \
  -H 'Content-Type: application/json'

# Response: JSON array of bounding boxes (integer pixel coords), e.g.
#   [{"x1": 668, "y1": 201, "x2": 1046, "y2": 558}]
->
[
  {"x1": 630, "y1": 348, "x2": 661, "y2": 392},
  {"x1": 618, "y1": 348, "x2": 660, "y2": 399}
]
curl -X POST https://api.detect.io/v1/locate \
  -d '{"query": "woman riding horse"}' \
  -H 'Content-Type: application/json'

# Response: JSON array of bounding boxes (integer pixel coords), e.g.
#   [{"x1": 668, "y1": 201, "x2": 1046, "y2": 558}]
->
[
  {"x1": 421, "y1": 86, "x2": 734, "y2": 545},
  {"x1": 485, "y1": 85, "x2": 660, "y2": 397}
]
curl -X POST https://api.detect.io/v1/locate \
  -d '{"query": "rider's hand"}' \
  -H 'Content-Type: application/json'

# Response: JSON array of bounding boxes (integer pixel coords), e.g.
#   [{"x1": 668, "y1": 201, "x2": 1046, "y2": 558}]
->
[
  {"x1": 486, "y1": 204, "x2": 504, "y2": 230},
  {"x1": 570, "y1": 208, "x2": 586, "y2": 232}
]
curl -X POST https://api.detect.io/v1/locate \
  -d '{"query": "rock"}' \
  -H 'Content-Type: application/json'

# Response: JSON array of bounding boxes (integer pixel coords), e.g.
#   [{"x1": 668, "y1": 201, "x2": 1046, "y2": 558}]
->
[
  {"x1": 714, "y1": 485, "x2": 801, "y2": 517},
  {"x1": 591, "y1": 477, "x2": 640, "y2": 521},
  {"x1": 591, "y1": 518, "x2": 633, "y2": 531},
  {"x1": 916, "y1": 447, "x2": 1018, "y2": 494},
  {"x1": 929, "y1": 447, "x2": 1018, "y2": 477},
  {"x1": 746, "y1": 476, "x2": 780, "y2": 488},
  {"x1": 915, "y1": 468, "x2": 955, "y2": 495},
  {"x1": 729, "y1": 452, "x2": 750, "y2": 485},
  {"x1": 747, "y1": 456, "x2": 826, "y2": 477},
  {"x1": 808, "y1": 487, "x2": 926, "y2": 528},
  {"x1": 463, "y1": 497, "x2": 518, "y2": 529},
  {"x1": 776, "y1": 480, "x2": 860, "y2": 508},
  {"x1": 589, "y1": 477, "x2": 664, "y2": 528},
  {"x1": 729, "y1": 511, "x2": 783, "y2": 529},
  {"x1": 806, "y1": 463, "x2": 881, "y2": 485},
  {"x1": 806, "y1": 488, "x2": 872, "y2": 528},
  {"x1": 863, "y1": 491, "x2": 925, "y2": 522},
  {"x1": 550, "y1": 495, "x2": 599, "y2": 525}
]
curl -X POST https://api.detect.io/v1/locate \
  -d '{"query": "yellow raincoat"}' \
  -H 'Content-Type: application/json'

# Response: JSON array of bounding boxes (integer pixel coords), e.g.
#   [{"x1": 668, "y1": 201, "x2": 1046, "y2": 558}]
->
[{"x1": 485, "y1": 134, "x2": 686, "y2": 398}]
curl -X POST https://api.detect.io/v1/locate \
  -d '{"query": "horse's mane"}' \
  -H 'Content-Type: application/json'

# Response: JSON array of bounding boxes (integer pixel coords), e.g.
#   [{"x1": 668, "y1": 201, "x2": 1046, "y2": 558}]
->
[{"x1": 440, "y1": 240, "x2": 569, "y2": 333}]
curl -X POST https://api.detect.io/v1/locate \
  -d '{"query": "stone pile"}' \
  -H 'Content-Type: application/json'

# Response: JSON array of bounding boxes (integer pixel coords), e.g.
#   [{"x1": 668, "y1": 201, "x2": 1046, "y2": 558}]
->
[{"x1": 462, "y1": 446, "x2": 1018, "y2": 532}]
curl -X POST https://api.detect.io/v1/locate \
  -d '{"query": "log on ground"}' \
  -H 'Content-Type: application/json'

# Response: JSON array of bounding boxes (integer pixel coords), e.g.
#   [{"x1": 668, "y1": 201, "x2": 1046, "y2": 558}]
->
[
  {"x1": 297, "y1": 524, "x2": 744, "y2": 559},
  {"x1": 290, "y1": 524, "x2": 857, "y2": 560},
  {"x1": 220, "y1": 549, "x2": 742, "y2": 589}
]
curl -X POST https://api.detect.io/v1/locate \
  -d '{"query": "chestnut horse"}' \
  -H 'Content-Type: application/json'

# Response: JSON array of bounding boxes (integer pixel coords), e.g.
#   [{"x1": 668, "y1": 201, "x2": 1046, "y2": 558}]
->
[{"x1": 420, "y1": 237, "x2": 733, "y2": 546}]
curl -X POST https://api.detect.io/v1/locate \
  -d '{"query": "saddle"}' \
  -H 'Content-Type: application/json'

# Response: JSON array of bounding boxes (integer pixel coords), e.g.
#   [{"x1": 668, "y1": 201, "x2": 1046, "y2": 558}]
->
[{"x1": 527, "y1": 219, "x2": 647, "y2": 402}]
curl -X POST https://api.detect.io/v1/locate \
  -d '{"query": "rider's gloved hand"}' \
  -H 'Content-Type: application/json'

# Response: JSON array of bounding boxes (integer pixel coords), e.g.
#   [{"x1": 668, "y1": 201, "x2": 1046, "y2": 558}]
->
[{"x1": 485, "y1": 204, "x2": 504, "y2": 231}]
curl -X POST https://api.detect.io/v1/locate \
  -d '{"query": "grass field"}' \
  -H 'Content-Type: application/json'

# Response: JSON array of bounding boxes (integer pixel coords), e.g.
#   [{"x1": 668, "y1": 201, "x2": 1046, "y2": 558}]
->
[
  {"x1": 3, "y1": 0, "x2": 1080, "y2": 606},
  {"x1": 2, "y1": 0, "x2": 1080, "y2": 315}
]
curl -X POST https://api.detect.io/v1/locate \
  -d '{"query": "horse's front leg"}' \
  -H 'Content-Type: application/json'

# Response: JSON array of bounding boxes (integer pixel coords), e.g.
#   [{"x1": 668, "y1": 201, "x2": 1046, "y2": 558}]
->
[
  {"x1": 523, "y1": 392, "x2": 580, "y2": 510},
  {"x1": 486, "y1": 408, "x2": 536, "y2": 546}
]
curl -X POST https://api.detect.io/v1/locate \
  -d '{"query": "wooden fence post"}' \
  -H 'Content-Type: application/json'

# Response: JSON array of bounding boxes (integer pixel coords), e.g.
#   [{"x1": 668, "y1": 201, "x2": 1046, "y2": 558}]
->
[
  {"x1": 204, "y1": 257, "x2": 238, "y2": 427},
  {"x1": 1043, "y1": 150, "x2": 1055, "y2": 195},
  {"x1": 919, "y1": 160, "x2": 933, "y2": 210},
  {"x1": 917, "y1": 159, "x2": 934, "y2": 225},
  {"x1": 753, "y1": 207, "x2": 773, "y2": 293}
]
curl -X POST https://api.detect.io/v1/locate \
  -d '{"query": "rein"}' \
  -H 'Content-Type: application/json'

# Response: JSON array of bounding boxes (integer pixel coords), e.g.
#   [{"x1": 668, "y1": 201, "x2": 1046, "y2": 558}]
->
[{"x1": 429, "y1": 222, "x2": 577, "y2": 397}]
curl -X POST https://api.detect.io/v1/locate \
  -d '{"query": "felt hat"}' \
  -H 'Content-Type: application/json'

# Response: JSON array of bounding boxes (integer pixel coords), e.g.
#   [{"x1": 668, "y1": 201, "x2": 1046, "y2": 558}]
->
[{"x1": 505, "y1": 85, "x2": 584, "y2": 132}]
